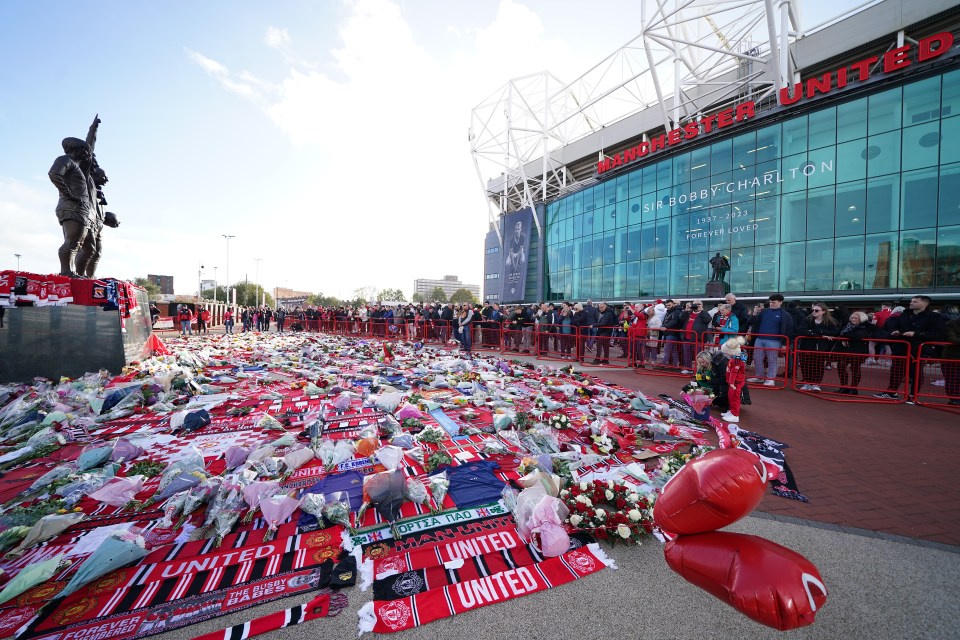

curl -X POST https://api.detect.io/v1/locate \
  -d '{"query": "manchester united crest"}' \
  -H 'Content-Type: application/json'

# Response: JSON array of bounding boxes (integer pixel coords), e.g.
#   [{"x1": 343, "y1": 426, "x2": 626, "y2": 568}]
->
[{"x1": 51, "y1": 597, "x2": 98, "y2": 627}]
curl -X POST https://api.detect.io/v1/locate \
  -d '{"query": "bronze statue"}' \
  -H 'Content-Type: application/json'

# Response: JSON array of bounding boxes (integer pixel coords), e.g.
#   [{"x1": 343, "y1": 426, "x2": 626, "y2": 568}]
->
[
  {"x1": 709, "y1": 252, "x2": 730, "y2": 282},
  {"x1": 75, "y1": 116, "x2": 120, "y2": 277},
  {"x1": 49, "y1": 137, "x2": 95, "y2": 277}
]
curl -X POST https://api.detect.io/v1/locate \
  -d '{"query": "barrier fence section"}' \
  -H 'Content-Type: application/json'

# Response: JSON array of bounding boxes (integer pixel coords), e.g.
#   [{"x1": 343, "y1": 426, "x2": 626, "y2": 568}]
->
[
  {"x1": 791, "y1": 337, "x2": 911, "y2": 402},
  {"x1": 702, "y1": 331, "x2": 790, "y2": 390},
  {"x1": 501, "y1": 325, "x2": 535, "y2": 355},
  {"x1": 632, "y1": 327, "x2": 697, "y2": 377},
  {"x1": 535, "y1": 324, "x2": 577, "y2": 362},
  {"x1": 471, "y1": 322, "x2": 503, "y2": 353},
  {"x1": 914, "y1": 342, "x2": 960, "y2": 412},
  {"x1": 580, "y1": 328, "x2": 632, "y2": 367}
]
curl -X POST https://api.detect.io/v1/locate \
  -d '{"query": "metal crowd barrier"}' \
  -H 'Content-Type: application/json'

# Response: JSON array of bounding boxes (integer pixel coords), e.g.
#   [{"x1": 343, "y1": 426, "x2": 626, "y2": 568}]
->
[
  {"x1": 914, "y1": 342, "x2": 960, "y2": 413},
  {"x1": 702, "y1": 331, "x2": 790, "y2": 390},
  {"x1": 534, "y1": 323, "x2": 576, "y2": 362},
  {"x1": 790, "y1": 337, "x2": 911, "y2": 402}
]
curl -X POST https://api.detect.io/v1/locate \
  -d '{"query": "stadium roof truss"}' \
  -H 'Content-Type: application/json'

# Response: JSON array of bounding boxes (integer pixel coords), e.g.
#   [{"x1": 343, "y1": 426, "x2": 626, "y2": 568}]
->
[{"x1": 470, "y1": 0, "x2": 817, "y2": 244}]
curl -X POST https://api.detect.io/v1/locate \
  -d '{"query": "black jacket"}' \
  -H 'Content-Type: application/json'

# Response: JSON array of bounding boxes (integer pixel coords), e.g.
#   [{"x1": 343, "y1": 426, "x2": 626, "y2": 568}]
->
[
  {"x1": 834, "y1": 322, "x2": 873, "y2": 354},
  {"x1": 595, "y1": 308, "x2": 618, "y2": 335},
  {"x1": 661, "y1": 307, "x2": 689, "y2": 332},
  {"x1": 884, "y1": 309, "x2": 945, "y2": 346},
  {"x1": 797, "y1": 317, "x2": 840, "y2": 351},
  {"x1": 691, "y1": 310, "x2": 713, "y2": 337}
]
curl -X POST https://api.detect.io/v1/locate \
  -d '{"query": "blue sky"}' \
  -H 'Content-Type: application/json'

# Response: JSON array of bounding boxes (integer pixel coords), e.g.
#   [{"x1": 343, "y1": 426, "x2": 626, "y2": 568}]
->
[{"x1": 0, "y1": 0, "x2": 860, "y2": 299}]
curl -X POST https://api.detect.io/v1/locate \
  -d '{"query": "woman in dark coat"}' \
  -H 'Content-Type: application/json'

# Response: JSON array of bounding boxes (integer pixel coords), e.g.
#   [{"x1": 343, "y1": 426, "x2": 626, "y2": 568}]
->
[
  {"x1": 571, "y1": 303, "x2": 589, "y2": 361},
  {"x1": 796, "y1": 303, "x2": 840, "y2": 391},
  {"x1": 830, "y1": 311, "x2": 873, "y2": 395}
]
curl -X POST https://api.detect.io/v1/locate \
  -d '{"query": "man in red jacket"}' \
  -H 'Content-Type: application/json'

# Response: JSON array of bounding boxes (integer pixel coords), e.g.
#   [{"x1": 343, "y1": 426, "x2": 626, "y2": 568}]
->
[{"x1": 177, "y1": 305, "x2": 194, "y2": 336}]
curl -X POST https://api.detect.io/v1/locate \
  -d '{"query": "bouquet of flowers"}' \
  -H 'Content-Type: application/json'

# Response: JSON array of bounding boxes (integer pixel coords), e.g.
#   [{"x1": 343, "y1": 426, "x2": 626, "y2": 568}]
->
[
  {"x1": 176, "y1": 476, "x2": 222, "y2": 528},
  {"x1": 260, "y1": 494, "x2": 301, "y2": 541},
  {"x1": 590, "y1": 433, "x2": 618, "y2": 456},
  {"x1": 414, "y1": 425, "x2": 446, "y2": 445},
  {"x1": 321, "y1": 492, "x2": 352, "y2": 531},
  {"x1": 657, "y1": 451, "x2": 692, "y2": 483},
  {"x1": 241, "y1": 480, "x2": 281, "y2": 523},
  {"x1": 300, "y1": 493, "x2": 326, "y2": 521},
  {"x1": 315, "y1": 439, "x2": 356, "y2": 472},
  {"x1": 427, "y1": 472, "x2": 449, "y2": 513},
  {"x1": 404, "y1": 478, "x2": 429, "y2": 506},
  {"x1": 160, "y1": 490, "x2": 190, "y2": 528},
  {"x1": 546, "y1": 413, "x2": 570, "y2": 430},
  {"x1": 479, "y1": 437, "x2": 508, "y2": 455},
  {"x1": 211, "y1": 487, "x2": 245, "y2": 547},
  {"x1": 424, "y1": 451, "x2": 452, "y2": 473},
  {"x1": 561, "y1": 479, "x2": 652, "y2": 545}
]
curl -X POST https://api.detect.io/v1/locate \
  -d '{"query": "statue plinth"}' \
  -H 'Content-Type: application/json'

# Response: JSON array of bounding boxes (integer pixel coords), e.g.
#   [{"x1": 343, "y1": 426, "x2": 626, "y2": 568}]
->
[{"x1": 706, "y1": 280, "x2": 730, "y2": 297}]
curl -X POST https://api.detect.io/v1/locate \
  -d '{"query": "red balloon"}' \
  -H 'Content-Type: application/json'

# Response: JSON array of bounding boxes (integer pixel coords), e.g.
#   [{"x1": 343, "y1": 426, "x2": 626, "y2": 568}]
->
[
  {"x1": 653, "y1": 448, "x2": 766, "y2": 535},
  {"x1": 664, "y1": 532, "x2": 828, "y2": 631}
]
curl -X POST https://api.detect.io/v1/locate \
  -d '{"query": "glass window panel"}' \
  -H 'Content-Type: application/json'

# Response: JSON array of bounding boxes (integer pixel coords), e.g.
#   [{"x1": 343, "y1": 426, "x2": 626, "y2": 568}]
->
[
  {"x1": 626, "y1": 262, "x2": 641, "y2": 298},
  {"x1": 615, "y1": 227, "x2": 628, "y2": 263},
  {"x1": 902, "y1": 122, "x2": 941, "y2": 171},
  {"x1": 565, "y1": 217, "x2": 573, "y2": 242},
  {"x1": 835, "y1": 180, "x2": 866, "y2": 237},
  {"x1": 781, "y1": 153, "x2": 808, "y2": 193},
  {"x1": 936, "y1": 225, "x2": 960, "y2": 288},
  {"x1": 711, "y1": 139, "x2": 732, "y2": 175},
  {"x1": 616, "y1": 174, "x2": 630, "y2": 203},
  {"x1": 603, "y1": 204, "x2": 618, "y2": 232},
  {"x1": 730, "y1": 165, "x2": 755, "y2": 203},
  {"x1": 755, "y1": 124, "x2": 780, "y2": 164},
  {"x1": 640, "y1": 223, "x2": 657, "y2": 260},
  {"x1": 546, "y1": 203, "x2": 558, "y2": 226},
  {"x1": 903, "y1": 76, "x2": 941, "y2": 125},
  {"x1": 940, "y1": 163, "x2": 960, "y2": 228},
  {"x1": 808, "y1": 147, "x2": 836, "y2": 188},
  {"x1": 672, "y1": 216, "x2": 692, "y2": 256},
  {"x1": 583, "y1": 187, "x2": 596, "y2": 212},
  {"x1": 711, "y1": 172, "x2": 733, "y2": 204},
  {"x1": 806, "y1": 185, "x2": 835, "y2": 240},
  {"x1": 868, "y1": 88, "x2": 902, "y2": 135},
  {"x1": 623, "y1": 226, "x2": 641, "y2": 262},
  {"x1": 571, "y1": 268, "x2": 581, "y2": 299},
  {"x1": 655, "y1": 220, "x2": 671, "y2": 258},
  {"x1": 834, "y1": 236, "x2": 865, "y2": 291},
  {"x1": 781, "y1": 192, "x2": 806, "y2": 242},
  {"x1": 754, "y1": 197, "x2": 780, "y2": 246},
  {"x1": 639, "y1": 260, "x2": 655, "y2": 297},
  {"x1": 730, "y1": 203, "x2": 754, "y2": 248},
  {"x1": 864, "y1": 232, "x2": 897, "y2": 290},
  {"x1": 866, "y1": 130, "x2": 901, "y2": 177},
  {"x1": 688, "y1": 251, "x2": 710, "y2": 294},
  {"x1": 754, "y1": 244, "x2": 778, "y2": 292},
  {"x1": 579, "y1": 237, "x2": 593, "y2": 268},
  {"x1": 733, "y1": 131, "x2": 756, "y2": 168},
  {"x1": 729, "y1": 247, "x2": 754, "y2": 293},
  {"x1": 628, "y1": 168, "x2": 643, "y2": 199},
  {"x1": 690, "y1": 177, "x2": 711, "y2": 205},
  {"x1": 780, "y1": 242, "x2": 805, "y2": 291},
  {"x1": 837, "y1": 97, "x2": 868, "y2": 143},
  {"x1": 602, "y1": 265, "x2": 614, "y2": 298},
  {"x1": 656, "y1": 159, "x2": 673, "y2": 191},
  {"x1": 594, "y1": 185, "x2": 606, "y2": 211},
  {"x1": 942, "y1": 117, "x2": 960, "y2": 165},
  {"x1": 642, "y1": 164, "x2": 657, "y2": 194},
  {"x1": 653, "y1": 258, "x2": 670, "y2": 296},
  {"x1": 641, "y1": 193, "x2": 658, "y2": 223},
  {"x1": 942, "y1": 68, "x2": 960, "y2": 118},
  {"x1": 604, "y1": 180, "x2": 617, "y2": 206},
  {"x1": 674, "y1": 152, "x2": 691, "y2": 183},
  {"x1": 603, "y1": 233, "x2": 616, "y2": 264},
  {"x1": 866, "y1": 175, "x2": 899, "y2": 234},
  {"x1": 628, "y1": 197, "x2": 644, "y2": 226},
  {"x1": 670, "y1": 257, "x2": 688, "y2": 297},
  {"x1": 686, "y1": 212, "x2": 710, "y2": 254},
  {"x1": 805, "y1": 239, "x2": 834, "y2": 292},
  {"x1": 709, "y1": 206, "x2": 731, "y2": 253},
  {"x1": 837, "y1": 139, "x2": 867, "y2": 183},
  {"x1": 573, "y1": 214, "x2": 583, "y2": 239},
  {"x1": 901, "y1": 167, "x2": 938, "y2": 230},
  {"x1": 656, "y1": 189, "x2": 674, "y2": 219},
  {"x1": 690, "y1": 146, "x2": 710, "y2": 180},
  {"x1": 808, "y1": 107, "x2": 836, "y2": 150},
  {"x1": 592, "y1": 238, "x2": 604, "y2": 268},
  {"x1": 613, "y1": 263, "x2": 626, "y2": 298},
  {"x1": 782, "y1": 115, "x2": 807, "y2": 156},
  {"x1": 571, "y1": 191, "x2": 583, "y2": 216},
  {"x1": 899, "y1": 228, "x2": 936, "y2": 288},
  {"x1": 755, "y1": 159, "x2": 781, "y2": 198},
  {"x1": 582, "y1": 210, "x2": 596, "y2": 236}
]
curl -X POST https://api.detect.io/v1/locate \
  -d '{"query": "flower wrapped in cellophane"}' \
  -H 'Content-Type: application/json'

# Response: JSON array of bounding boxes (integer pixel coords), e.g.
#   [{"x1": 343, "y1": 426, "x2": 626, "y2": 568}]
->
[
  {"x1": 427, "y1": 472, "x2": 449, "y2": 513},
  {"x1": 176, "y1": 476, "x2": 223, "y2": 529}
]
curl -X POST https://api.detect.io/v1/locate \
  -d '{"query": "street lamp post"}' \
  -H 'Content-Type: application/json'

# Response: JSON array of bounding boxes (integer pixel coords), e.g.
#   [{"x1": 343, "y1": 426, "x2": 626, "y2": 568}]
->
[
  {"x1": 197, "y1": 262, "x2": 205, "y2": 301},
  {"x1": 223, "y1": 235, "x2": 235, "y2": 305},
  {"x1": 213, "y1": 267, "x2": 218, "y2": 303},
  {"x1": 254, "y1": 258, "x2": 262, "y2": 308},
  {"x1": 14, "y1": 254, "x2": 21, "y2": 271}
]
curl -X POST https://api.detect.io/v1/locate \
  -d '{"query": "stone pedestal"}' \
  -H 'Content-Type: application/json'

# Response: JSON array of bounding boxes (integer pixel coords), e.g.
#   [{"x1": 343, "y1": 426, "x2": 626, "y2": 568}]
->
[
  {"x1": 0, "y1": 288, "x2": 152, "y2": 383},
  {"x1": 705, "y1": 280, "x2": 731, "y2": 298}
]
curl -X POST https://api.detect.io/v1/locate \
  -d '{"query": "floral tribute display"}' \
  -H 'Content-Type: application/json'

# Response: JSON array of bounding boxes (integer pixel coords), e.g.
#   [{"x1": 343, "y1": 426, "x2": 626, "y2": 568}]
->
[{"x1": 0, "y1": 327, "x2": 790, "y2": 639}]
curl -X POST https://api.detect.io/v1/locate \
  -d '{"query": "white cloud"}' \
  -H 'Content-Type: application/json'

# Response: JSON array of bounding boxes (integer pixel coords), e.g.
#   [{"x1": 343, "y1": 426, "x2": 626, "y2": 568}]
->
[
  {"x1": 264, "y1": 26, "x2": 291, "y2": 50},
  {"x1": 185, "y1": 48, "x2": 262, "y2": 99}
]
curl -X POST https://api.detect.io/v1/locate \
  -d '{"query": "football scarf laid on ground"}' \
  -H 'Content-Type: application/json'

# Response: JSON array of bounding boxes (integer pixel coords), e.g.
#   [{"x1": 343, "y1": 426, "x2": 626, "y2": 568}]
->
[
  {"x1": 358, "y1": 543, "x2": 615, "y2": 633},
  {"x1": 191, "y1": 590, "x2": 348, "y2": 640}
]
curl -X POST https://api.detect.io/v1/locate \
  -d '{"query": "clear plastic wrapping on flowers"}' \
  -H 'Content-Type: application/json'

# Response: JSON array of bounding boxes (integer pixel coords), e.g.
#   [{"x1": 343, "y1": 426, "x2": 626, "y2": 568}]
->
[
  {"x1": 212, "y1": 488, "x2": 245, "y2": 545},
  {"x1": 160, "y1": 490, "x2": 190, "y2": 528},
  {"x1": 363, "y1": 471, "x2": 406, "y2": 522},
  {"x1": 282, "y1": 446, "x2": 314, "y2": 473},
  {"x1": 374, "y1": 445, "x2": 405, "y2": 472},
  {"x1": 520, "y1": 428, "x2": 560, "y2": 455},
  {"x1": 427, "y1": 472, "x2": 449, "y2": 511},
  {"x1": 110, "y1": 438, "x2": 144, "y2": 463},
  {"x1": 89, "y1": 475, "x2": 145, "y2": 507},
  {"x1": 300, "y1": 493, "x2": 326, "y2": 519},
  {"x1": 320, "y1": 492, "x2": 352, "y2": 529},
  {"x1": 270, "y1": 433, "x2": 296, "y2": 448},
  {"x1": 501, "y1": 485, "x2": 519, "y2": 513},
  {"x1": 156, "y1": 448, "x2": 205, "y2": 492},
  {"x1": 29, "y1": 463, "x2": 76, "y2": 491},
  {"x1": 480, "y1": 438, "x2": 508, "y2": 455},
  {"x1": 177, "y1": 476, "x2": 222, "y2": 527},
  {"x1": 373, "y1": 392, "x2": 403, "y2": 413},
  {"x1": 56, "y1": 472, "x2": 114, "y2": 507},
  {"x1": 315, "y1": 439, "x2": 355, "y2": 470},
  {"x1": 76, "y1": 443, "x2": 113, "y2": 471},
  {"x1": 247, "y1": 444, "x2": 277, "y2": 465},
  {"x1": 403, "y1": 477, "x2": 428, "y2": 505},
  {"x1": 224, "y1": 446, "x2": 251, "y2": 471},
  {"x1": 256, "y1": 414, "x2": 285, "y2": 432}
]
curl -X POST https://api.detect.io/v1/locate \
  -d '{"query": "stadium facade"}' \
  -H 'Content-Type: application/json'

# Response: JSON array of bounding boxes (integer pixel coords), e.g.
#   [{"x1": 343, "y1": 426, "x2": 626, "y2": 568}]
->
[{"x1": 474, "y1": 0, "x2": 960, "y2": 305}]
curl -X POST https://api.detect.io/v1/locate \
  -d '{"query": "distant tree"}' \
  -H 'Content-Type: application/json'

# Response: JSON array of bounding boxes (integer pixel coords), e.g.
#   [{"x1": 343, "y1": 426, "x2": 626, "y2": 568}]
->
[
  {"x1": 449, "y1": 288, "x2": 477, "y2": 304},
  {"x1": 430, "y1": 287, "x2": 448, "y2": 303},
  {"x1": 352, "y1": 285, "x2": 378, "y2": 304},
  {"x1": 134, "y1": 277, "x2": 160, "y2": 297},
  {"x1": 201, "y1": 285, "x2": 228, "y2": 302},
  {"x1": 229, "y1": 282, "x2": 275, "y2": 307},
  {"x1": 411, "y1": 292, "x2": 427, "y2": 303},
  {"x1": 307, "y1": 293, "x2": 343, "y2": 307},
  {"x1": 377, "y1": 287, "x2": 406, "y2": 302}
]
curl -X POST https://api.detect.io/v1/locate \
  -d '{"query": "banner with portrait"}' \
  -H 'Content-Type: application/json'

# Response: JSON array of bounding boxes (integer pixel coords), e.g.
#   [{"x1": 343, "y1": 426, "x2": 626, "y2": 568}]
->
[{"x1": 501, "y1": 208, "x2": 532, "y2": 303}]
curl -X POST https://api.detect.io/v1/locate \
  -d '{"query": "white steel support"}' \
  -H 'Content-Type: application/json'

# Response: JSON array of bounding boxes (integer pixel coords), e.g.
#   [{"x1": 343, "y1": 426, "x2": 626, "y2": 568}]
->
[{"x1": 471, "y1": 0, "x2": 812, "y2": 218}]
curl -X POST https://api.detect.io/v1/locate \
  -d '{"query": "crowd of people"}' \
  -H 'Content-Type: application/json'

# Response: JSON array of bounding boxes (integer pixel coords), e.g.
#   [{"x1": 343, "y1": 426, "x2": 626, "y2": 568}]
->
[{"x1": 166, "y1": 294, "x2": 960, "y2": 406}]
